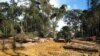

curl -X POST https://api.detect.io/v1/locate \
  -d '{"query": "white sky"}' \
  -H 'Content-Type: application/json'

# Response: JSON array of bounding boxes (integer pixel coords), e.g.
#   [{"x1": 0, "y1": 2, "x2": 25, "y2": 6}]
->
[
  {"x1": 0, "y1": 0, "x2": 9, "y2": 2},
  {"x1": 56, "y1": 19, "x2": 66, "y2": 31},
  {"x1": 49, "y1": 0, "x2": 71, "y2": 10},
  {"x1": 49, "y1": 0, "x2": 60, "y2": 8}
]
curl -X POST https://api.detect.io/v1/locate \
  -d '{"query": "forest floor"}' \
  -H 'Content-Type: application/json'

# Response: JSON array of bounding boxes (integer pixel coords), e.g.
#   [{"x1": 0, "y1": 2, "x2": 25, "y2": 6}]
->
[{"x1": 0, "y1": 39, "x2": 100, "y2": 56}]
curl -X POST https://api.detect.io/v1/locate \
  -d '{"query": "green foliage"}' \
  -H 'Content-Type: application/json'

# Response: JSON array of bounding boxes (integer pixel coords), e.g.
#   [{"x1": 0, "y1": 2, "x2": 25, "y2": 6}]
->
[
  {"x1": 0, "y1": 0, "x2": 67, "y2": 38},
  {"x1": 46, "y1": 32, "x2": 54, "y2": 38},
  {"x1": 57, "y1": 26, "x2": 71, "y2": 39},
  {"x1": 15, "y1": 33, "x2": 34, "y2": 39},
  {"x1": 75, "y1": 31, "x2": 83, "y2": 37},
  {"x1": 0, "y1": 30, "x2": 3, "y2": 37},
  {"x1": 64, "y1": 9, "x2": 82, "y2": 25},
  {"x1": 79, "y1": 2, "x2": 100, "y2": 37}
]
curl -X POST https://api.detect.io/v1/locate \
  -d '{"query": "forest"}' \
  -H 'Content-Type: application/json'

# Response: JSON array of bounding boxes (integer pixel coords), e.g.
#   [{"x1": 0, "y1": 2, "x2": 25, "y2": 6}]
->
[{"x1": 0, "y1": 0, "x2": 100, "y2": 56}]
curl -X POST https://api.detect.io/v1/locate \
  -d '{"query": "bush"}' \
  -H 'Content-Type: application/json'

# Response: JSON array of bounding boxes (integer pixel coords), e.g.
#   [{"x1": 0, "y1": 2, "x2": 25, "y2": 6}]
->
[
  {"x1": 15, "y1": 33, "x2": 36, "y2": 43},
  {"x1": 15, "y1": 33, "x2": 34, "y2": 39},
  {"x1": 47, "y1": 32, "x2": 54, "y2": 38},
  {"x1": 75, "y1": 31, "x2": 83, "y2": 37},
  {"x1": 0, "y1": 30, "x2": 10, "y2": 38}
]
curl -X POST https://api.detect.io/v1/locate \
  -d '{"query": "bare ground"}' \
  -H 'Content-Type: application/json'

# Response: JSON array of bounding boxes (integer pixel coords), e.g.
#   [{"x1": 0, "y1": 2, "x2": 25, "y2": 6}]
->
[{"x1": 0, "y1": 39, "x2": 100, "y2": 56}]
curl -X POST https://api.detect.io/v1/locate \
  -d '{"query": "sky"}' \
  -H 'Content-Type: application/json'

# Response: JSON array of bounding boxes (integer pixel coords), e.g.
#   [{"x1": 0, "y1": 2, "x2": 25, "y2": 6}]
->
[
  {"x1": 0, "y1": 0, "x2": 88, "y2": 10},
  {"x1": 0, "y1": 0, "x2": 87, "y2": 31},
  {"x1": 0, "y1": 0, "x2": 9, "y2": 2},
  {"x1": 50, "y1": 0, "x2": 87, "y2": 31},
  {"x1": 50, "y1": 0, "x2": 87, "y2": 10}
]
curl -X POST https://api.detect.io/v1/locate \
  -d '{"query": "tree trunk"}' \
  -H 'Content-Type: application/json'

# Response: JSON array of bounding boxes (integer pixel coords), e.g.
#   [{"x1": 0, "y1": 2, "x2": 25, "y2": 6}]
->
[
  {"x1": 2, "y1": 26, "x2": 6, "y2": 51},
  {"x1": 2, "y1": 38, "x2": 5, "y2": 51},
  {"x1": 20, "y1": 21, "x2": 24, "y2": 34},
  {"x1": 12, "y1": 36, "x2": 16, "y2": 52}
]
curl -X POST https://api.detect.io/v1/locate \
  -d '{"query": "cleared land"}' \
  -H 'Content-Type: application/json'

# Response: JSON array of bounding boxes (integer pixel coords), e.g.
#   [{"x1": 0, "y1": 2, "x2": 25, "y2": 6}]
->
[{"x1": 0, "y1": 39, "x2": 100, "y2": 56}]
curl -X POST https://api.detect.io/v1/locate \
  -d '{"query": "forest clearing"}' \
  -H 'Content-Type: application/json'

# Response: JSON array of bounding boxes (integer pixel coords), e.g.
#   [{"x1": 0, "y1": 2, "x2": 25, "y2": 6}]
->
[
  {"x1": 0, "y1": 38, "x2": 99, "y2": 56},
  {"x1": 0, "y1": 0, "x2": 100, "y2": 56}
]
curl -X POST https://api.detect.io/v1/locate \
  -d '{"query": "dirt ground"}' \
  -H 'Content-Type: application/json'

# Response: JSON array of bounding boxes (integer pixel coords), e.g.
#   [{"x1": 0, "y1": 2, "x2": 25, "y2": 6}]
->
[{"x1": 0, "y1": 39, "x2": 100, "y2": 56}]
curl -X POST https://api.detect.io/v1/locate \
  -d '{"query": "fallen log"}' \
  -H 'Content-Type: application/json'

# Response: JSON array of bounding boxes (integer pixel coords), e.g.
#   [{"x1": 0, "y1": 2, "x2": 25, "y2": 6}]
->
[
  {"x1": 63, "y1": 44, "x2": 98, "y2": 52},
  {"x1": 64, "y1": 46, "x2": 98, "y2": 52},
  {"x1": 71, "y1": 39, "x2": 96, "y2": 45}
]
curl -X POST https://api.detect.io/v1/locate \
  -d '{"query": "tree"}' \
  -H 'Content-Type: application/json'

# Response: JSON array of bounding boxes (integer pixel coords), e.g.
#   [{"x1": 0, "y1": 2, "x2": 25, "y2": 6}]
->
[
  {"x1": 21, "y1": 0, "x2": 52, "y2": 38},
  {"x1": 79, "y1": 0, "x2": 100, "y2": 37},
  {"x1": 0, "y1": 2, "x2": 15, "y2": 51},
  {"x1": 57, "y1": 26, "x2": 71, "y2": 41},
  {"x1": 64, "y1": 9, "x2": 82, "y2": 37},
  {"x1": 0, "y1": 0, "x2": 23, "y2": 51},
  {"x1": 50, "y1": 5, "x2": 67, "y2": 38}
]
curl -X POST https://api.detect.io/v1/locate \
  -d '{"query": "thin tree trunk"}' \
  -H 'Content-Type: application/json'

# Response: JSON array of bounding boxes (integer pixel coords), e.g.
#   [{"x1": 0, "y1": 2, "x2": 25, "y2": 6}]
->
[
  {"x1": 20, "y1": 21, "x2": 24, "y2": 34},
  {"x1": 12, "y1": 36, "x2": 16, "y2": 51},
  {"x1": 2, "y1": 26, "x2": 6, "y2": 51},
  {"x1": 2, "y1": 38, "x2": 5, "y2": 51}
]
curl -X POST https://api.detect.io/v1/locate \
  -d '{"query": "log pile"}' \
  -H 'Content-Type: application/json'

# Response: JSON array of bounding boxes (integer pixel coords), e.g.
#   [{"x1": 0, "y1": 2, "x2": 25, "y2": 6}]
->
[{"x1": 64, "y1": 40, "x2": 99, "y2": 52}]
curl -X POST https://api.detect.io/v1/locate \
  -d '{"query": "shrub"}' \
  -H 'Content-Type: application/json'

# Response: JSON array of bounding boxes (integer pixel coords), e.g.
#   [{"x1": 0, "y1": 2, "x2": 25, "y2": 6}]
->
[{"x1": 15, "y1": 33, "x2": 34, "y2": 39}]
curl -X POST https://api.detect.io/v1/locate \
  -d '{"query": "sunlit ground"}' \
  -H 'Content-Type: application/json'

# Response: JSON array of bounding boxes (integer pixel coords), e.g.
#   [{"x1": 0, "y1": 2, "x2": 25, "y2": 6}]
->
[{"x1": 0, "y1": 39, "x2": 99, "y2": 56}]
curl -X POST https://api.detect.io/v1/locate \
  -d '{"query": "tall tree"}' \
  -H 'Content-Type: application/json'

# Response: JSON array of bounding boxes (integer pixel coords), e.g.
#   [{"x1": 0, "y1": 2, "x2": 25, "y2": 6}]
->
[
  {"x1": 50, "y1": 5, "x2": 67, "y2": 38},
  {"x1": 64, "y1": 9, "x2": 82, "y2": 37}
]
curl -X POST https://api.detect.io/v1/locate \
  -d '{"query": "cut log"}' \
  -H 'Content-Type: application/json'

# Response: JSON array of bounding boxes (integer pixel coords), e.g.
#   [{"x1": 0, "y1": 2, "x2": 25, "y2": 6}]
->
[
  {"x1": 63, "y1": 43, "x2": 99, "y2": 52},
  {"x1": 64, "y1": 46, "x2": 98, "y2": 52},
  {"x1": 71, "y1": 39, "x2": 96, "y2": 45}
]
